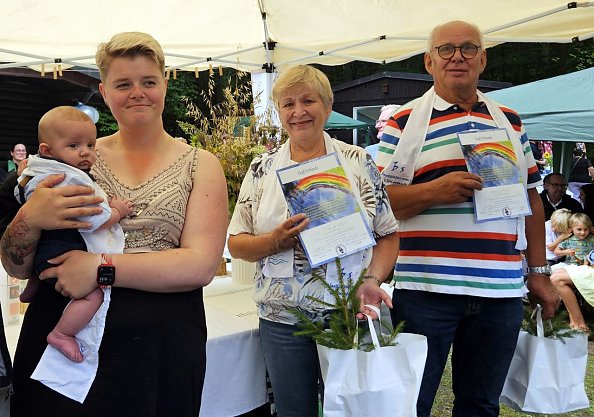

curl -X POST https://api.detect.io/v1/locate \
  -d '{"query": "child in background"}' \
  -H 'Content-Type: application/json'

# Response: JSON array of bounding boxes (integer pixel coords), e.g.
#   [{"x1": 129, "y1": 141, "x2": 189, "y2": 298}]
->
[
  {"x1": 554, "y1": 213, "x2": 594, "y2": 265},
  {"x1": 545, "y1": 208, "x2": 573, "y2": 266},
  {"x1": 15, "y1": 106, "x2": 133, "y2": 362},
  {"x1": 550, "y1": 212, "x2": 594, "y2": 332}
]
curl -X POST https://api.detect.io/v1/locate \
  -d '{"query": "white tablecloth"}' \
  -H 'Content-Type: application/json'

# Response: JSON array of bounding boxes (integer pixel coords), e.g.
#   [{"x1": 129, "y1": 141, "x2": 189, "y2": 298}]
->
[{"x1": 201, "y1": 276, "x2": 266, "y2": 417}]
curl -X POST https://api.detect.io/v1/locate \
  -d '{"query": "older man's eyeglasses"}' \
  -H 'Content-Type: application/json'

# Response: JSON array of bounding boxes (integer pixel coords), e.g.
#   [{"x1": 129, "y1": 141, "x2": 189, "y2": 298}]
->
[{"x1": 434, "y1": 44, "x2": 481, "y2": 60}]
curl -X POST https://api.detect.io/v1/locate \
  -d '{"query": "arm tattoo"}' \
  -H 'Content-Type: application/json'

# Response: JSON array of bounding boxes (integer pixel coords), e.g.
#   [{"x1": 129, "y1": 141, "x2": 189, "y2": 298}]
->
[{"x1": 1, "y1": 210, "x2": 39, "y2": 267}]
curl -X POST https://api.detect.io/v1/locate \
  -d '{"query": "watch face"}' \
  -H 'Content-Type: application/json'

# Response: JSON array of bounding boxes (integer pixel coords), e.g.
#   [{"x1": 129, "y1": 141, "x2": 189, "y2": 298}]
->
[{"x1": 97, "y1": 265, "x2": 116, "y2": 286}]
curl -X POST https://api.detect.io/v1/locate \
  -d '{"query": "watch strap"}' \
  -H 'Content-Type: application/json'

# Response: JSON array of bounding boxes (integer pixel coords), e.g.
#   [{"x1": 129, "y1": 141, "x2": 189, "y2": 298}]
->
[{"x1": 527, "y1": 265, "x2": 552, "y2": 276}]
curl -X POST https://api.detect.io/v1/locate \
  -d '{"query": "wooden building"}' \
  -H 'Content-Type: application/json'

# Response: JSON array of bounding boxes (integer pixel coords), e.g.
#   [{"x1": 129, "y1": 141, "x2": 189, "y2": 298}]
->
[{"x1": 0, "y1": 68, "x2": 101, "y2": 162}]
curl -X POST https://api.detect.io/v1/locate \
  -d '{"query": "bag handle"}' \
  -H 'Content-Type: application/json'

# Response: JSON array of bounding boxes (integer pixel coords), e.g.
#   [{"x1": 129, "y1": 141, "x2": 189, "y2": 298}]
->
[
  {"x1": 530, "y1": 304, "x2": 551, "y2": 339},
  {"x1": 363, "y1": 304, "x2": 382, "y2": 349}
]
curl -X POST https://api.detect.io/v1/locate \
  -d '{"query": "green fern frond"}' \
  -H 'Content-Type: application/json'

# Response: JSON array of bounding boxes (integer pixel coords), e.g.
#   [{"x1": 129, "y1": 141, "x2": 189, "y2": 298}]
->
[
  {"x1": 521, "y1": 305, "x2": 584, "y2": 341},
  {"x1": 291, "y1": 259, "x2": 402, "y2": 350}
]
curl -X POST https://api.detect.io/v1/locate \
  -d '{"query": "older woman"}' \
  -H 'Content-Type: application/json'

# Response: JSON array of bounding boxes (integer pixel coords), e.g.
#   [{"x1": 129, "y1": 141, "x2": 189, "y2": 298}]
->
[{"x1": 228, "y1": 65, "x2": 399, "y2": 417}]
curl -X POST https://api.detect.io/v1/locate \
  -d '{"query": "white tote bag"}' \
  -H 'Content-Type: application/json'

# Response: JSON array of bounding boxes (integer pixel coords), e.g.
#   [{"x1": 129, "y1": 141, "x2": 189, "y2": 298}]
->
[
  {"x1": 317, "y1": 308, "x2": 427, "y2": 417},
  {"x1": 500, "y1": 307, "x2": 590, "y2": 414}
]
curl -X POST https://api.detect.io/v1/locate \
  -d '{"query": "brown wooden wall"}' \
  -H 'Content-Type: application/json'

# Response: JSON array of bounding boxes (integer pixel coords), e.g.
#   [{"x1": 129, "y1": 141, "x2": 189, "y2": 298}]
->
[{"x1": 0, "y1": 69, "x2": 100, "y2": 162}]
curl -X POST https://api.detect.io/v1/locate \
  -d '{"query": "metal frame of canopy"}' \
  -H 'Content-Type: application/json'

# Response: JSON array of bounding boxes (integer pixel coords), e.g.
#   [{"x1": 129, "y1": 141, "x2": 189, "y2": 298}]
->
[{"x1": 0, "y1": 1, "x2": 593, "y2": 74}]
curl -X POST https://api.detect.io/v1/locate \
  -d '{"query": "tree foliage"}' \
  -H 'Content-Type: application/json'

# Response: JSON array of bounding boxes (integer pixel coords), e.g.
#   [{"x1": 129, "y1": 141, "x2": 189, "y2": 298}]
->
[{"x1": 319, "y1": 39, "x2": 594, "y2": 87}]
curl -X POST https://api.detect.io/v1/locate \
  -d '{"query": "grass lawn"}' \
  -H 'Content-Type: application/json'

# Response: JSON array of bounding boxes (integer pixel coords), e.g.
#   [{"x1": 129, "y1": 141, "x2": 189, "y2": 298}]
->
[{"x1": 432, "y1": 314, "x2": 594, "y2": 417}]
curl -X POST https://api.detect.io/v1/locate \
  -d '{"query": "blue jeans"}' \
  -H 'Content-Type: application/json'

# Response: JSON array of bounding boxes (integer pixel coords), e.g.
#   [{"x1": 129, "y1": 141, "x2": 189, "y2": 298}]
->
[
  {"x1": 259, "y1": 319, "x2": 320, "y2": 417},
  {"x1": 391, "y1": 290, "x2": 523, "y2": 417}
]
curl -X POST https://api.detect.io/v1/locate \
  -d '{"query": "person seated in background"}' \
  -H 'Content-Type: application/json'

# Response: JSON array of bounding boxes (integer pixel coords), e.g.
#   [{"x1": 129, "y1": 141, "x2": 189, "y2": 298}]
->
[
  {"x1": 0, "y1": 143, "x2": 28, "y2": 183},
  {"x1": 539, "y1": 172, "x2": 583, "y2": 220},
  {"x1": 365, "y1": 104, "x2": 399, "y2": 161},
  {"x1": 550, "y1": 212, "x2": 594, "y2": 332},
  {"x1": 545, "y1": 208, "x2": 572, "y2": 266},
  {"x1": 554, "y1": 213, "x2": 594, "y2": 266},
  {"x1": 579, "y1": 183, "x2": 594, "y2": 220},
  {"x1": 568, "y1": 148, "x2": 594, "y2": 201}
]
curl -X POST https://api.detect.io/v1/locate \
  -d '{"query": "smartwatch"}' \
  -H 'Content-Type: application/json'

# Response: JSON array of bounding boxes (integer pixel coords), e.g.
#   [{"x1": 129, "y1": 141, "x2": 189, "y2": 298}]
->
[{"x1": 97, "y1": 254, "x2": 116, "y2": 287}]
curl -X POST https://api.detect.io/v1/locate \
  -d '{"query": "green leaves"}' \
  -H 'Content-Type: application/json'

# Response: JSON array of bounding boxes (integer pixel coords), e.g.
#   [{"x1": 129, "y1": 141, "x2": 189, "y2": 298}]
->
[
  {"x1": 292, "y1": 258, "x2": 403, "y2": 350},
  {"x1": 176, "y1": 72, "x2": 267, "y2": 216},
  {"x1": 522, "y1": 305, "x2": 583, "y2": 342}
]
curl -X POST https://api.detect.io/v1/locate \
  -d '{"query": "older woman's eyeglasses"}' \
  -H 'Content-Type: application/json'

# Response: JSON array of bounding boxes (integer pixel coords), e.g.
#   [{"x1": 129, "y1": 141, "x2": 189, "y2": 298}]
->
[{"x1": 434, "y1": 44, "x2": 481, "y2": 60}]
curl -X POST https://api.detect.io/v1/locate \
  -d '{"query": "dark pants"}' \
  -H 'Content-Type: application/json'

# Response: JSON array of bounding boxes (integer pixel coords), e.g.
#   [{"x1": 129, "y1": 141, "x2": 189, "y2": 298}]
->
[{"x1": 391, "y1": 289, "x2": 523, "y2": 417}]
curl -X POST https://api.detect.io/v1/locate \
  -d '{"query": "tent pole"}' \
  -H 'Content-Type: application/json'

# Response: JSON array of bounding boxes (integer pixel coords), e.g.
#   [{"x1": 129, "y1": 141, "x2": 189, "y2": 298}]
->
[{"x1": 251, "y1": 70, "x2": 279, "y2": 127}]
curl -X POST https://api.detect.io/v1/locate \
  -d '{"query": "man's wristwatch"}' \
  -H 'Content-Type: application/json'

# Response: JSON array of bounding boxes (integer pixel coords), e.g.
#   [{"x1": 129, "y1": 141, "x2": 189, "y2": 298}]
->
[
  {"x1": 527, "y1": 265, "x2": 552, "y2": 276},
  {"x1": 97, "y1": 254, "x2": 116, "y2": 287}
]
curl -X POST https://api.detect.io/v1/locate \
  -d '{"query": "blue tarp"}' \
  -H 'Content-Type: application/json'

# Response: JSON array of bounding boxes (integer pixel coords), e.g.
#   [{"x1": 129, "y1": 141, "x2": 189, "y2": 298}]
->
[{"x1": 486, "y1": 67, "x2": 594, "y2": 143}]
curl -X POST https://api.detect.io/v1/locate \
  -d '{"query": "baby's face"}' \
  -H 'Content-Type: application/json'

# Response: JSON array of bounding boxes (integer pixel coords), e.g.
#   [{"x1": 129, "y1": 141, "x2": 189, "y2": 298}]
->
[{"x1": 46, "y1": 120, "x2": 97, "y2": 170}]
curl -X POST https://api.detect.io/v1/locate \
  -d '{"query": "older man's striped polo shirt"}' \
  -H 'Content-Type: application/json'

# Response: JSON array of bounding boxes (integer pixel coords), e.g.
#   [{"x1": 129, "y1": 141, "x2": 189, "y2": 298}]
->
[{"x1": 376, "y1": 94, "x2": 542, "y2": 298}]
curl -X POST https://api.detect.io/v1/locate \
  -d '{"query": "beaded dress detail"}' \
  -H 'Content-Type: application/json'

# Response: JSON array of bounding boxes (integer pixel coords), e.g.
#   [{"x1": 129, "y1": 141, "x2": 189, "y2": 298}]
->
[{"x1": 92, "y1": 147, "x2": 197, "y2": 253}]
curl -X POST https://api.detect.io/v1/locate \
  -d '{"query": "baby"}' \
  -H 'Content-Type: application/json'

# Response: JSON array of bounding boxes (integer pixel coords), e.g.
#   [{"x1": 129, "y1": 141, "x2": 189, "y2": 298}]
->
[{"x1": 15, "y1": 106, "x2": 133, "y2": 362}]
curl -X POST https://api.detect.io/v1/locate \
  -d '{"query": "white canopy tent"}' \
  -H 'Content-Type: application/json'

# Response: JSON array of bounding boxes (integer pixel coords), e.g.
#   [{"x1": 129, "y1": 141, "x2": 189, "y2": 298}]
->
[
  {"x1": 1, "y1": 0, "x2": 593, "y2": 72},
  {"x1": 1, "y1": 0, "x2": 594, "y2": 117}
]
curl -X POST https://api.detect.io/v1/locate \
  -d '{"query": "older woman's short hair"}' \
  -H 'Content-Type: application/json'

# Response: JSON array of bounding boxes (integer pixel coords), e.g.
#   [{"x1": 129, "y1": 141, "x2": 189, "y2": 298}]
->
[
  {"x1": 272, "y1": 65, "x2": 333, "y2": 111},
  {"x1": 96, "y1": 32, "x2": 165, "y2": 81}
]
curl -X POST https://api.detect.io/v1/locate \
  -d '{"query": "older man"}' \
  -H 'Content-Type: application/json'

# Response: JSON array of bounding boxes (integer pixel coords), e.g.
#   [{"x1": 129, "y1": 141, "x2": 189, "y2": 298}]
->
[
  {"x1": 376, "y1": 21, "x2": 559, "y2": 417},
  {"x1": 365, "y1": 104, "x2": 399, "y2": 161},
  {"x1": 540, "y1": 173, "x2": 583, "y2": 220}
]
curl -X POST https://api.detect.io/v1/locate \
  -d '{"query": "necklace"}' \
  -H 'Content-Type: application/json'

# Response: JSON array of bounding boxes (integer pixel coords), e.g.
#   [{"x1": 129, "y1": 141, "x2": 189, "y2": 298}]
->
[{"x1": 291, "y1": 144, "x2": 326, "y2": 162}]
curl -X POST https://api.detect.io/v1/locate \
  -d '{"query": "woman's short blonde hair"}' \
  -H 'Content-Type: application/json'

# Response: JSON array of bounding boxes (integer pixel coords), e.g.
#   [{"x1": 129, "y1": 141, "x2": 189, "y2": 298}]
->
[
  {"x1": 550, "y1": 208, "x2": 572, "y2": 234},
  {"x1": 272, "y1": 65, "x2": 333, "y2": 111},
  {"x1": 96, "y1": 32, "x2": 165, "y2": 81},
  {"x1": 570, "y1": 212, "x2": 593, "y2": 230}
]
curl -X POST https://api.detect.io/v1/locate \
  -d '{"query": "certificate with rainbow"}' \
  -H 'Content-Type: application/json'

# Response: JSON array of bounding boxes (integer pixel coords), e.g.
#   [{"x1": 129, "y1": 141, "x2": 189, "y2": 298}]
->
[
  {"x1": 459, "y1": 128, "x2": 531, "y2": 222},
  {"x1": 276, "y1": 153, "x2": 375, "y2": 267}
]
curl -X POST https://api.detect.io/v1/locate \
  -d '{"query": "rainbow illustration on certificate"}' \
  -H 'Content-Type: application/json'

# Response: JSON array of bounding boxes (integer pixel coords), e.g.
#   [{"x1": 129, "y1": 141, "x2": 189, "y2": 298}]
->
[
  {"x1": 459, "y1": 128, "x2": 530, "y2": 221},
  {"x1": 276, "y1": 153, "x2": 375, "y2": 267}
]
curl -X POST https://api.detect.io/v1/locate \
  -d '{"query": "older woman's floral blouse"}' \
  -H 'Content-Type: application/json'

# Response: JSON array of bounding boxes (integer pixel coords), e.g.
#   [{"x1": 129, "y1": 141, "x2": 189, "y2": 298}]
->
[{"x1": 229, "y1": 139, "x2": 398, "y2": 325}]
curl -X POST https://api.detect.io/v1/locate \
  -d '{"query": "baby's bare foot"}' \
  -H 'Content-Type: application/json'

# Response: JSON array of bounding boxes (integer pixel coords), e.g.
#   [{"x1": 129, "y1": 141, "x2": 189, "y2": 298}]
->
[{"x1": 47, "y1": 330, "x2": 83, "y2": 362}]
